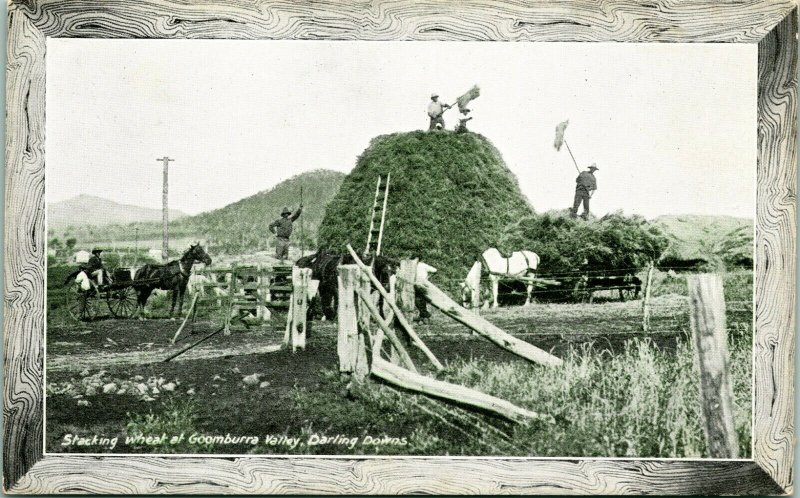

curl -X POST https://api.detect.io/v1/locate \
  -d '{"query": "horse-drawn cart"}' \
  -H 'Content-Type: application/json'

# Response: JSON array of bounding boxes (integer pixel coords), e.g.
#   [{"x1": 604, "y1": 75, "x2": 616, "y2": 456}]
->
[{"x1": 66, "y1": 268, "x2": 151, "y2": 321}]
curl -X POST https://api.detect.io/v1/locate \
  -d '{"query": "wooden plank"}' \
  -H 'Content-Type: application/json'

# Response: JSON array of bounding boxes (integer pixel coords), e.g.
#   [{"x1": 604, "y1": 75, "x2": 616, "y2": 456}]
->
[
  {"x1": 290, "y1": 267, "x2": 310, "y2": 352},
  {"x1": 354, "y1": 288, "x2": 418, "y2": 374},
  {"x1": 688, "y1": 274, "x2": 739, "y2": 459},
  {"x1": 353, "y1": 270, "x2": 372, "y2": 379},
  {"x1": 396, "y1": 259, "x2": 417, "y2": 315},
  {"x1": 336, "y1": 265, "x2": 359, "y2": 373},
  {"x1": 346, "y1": 245, "x2": 444, "y2": 371},
  {"x1": 170, "y1": 293, "x2": 198, "y2": 344},
  {"x1": 417, "y1": 279, "x2": 563, "y2": 368},
  {"x1": 371, "y1": 357, "x2": 543, "y2": 423}
]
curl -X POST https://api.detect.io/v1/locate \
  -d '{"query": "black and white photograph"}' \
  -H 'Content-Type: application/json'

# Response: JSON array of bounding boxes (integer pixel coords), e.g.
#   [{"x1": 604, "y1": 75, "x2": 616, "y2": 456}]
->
[
  {"x1": 5, "y1": 0, "x2": 796, "y2": 495},
  {"x1": 45, "y1": 39, "x2": 757, "y2": 458}
]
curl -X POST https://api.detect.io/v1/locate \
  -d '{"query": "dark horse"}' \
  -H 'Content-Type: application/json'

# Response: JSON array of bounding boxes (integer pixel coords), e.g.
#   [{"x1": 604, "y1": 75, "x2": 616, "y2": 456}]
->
[
  {"x1": 296, "y1": 249, "x2": 397, "y2": 321},
  {"x1": 134, "y1": 244, "x2": 212, "y2": 317}
]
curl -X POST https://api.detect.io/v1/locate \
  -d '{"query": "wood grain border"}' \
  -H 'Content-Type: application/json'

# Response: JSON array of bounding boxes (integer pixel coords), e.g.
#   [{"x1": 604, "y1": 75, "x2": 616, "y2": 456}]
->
[{"x1": 4, "y1": 0, "x2": 797, "y2": 494}]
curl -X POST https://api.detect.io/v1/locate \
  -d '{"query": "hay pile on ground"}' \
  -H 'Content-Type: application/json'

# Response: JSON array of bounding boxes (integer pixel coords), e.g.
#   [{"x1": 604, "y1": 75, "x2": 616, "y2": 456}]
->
[{"x1": 317, "y1": 131, "x2": 533, "y2": 289}]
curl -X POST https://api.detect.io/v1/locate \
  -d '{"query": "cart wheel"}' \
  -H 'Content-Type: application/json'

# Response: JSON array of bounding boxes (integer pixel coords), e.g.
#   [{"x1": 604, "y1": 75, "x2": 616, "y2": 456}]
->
[
  {"x1": 107, "y1": 286, "x2": 138, "y2": 319},
  {"x1": 67, "y1": 290, "x2": 96, "y2": 322}
]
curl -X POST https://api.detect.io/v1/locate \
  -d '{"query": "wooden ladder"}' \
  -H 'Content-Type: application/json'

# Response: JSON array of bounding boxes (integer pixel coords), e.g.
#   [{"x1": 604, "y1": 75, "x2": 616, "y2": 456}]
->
[{"x1": 364, "y1": 174, "x2": 390, "y2": 256}]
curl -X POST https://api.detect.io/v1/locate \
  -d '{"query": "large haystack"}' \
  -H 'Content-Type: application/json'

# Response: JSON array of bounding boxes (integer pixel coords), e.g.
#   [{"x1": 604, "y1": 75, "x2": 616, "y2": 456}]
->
[{"x1": 317, "y1": 131, "x2": 534, "y2": 288}]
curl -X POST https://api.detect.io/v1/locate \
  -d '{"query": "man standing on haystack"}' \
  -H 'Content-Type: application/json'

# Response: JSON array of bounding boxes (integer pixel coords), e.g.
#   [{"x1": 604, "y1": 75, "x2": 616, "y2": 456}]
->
[
  {"x1": 269, "y1": 205, "x2": 303, "y2": 262},
  {"x1": 427, "y1": 93, "x2": 451, "y2": 130},
  {"x1": 571, "y1": 164, "x2": 599, "y2": 220}
]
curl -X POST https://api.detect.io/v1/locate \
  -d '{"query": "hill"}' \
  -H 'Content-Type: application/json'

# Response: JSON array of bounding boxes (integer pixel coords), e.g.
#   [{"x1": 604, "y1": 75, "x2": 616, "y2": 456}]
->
[
  {"x1": 174, "y1": 169, "x2": 345, "y2": 252},
  {"x1": 47, "y1": 195, "x2": 187, "y2": 231},
  {"x1": 653, "y1": 214, "x2": 753, "y2": 269},
  {"x1": 318, "y1": 131, "x2": 534, "y2": 288},
  {"x1": 51, "y1": 170, "x2": 347, "y2": 253}
]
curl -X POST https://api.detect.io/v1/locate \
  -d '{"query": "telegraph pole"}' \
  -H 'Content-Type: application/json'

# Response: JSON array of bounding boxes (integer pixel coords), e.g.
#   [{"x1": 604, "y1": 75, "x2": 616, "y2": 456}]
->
[{"x1": 156, "y1": 156, "x2": 175, "y2": 262}]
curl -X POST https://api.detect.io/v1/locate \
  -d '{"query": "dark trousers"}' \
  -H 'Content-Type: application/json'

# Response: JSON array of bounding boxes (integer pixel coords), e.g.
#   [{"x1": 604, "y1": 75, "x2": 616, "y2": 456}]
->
[
  {"x1": 572, "y1": 190, "x2": 591, "y2": 219},
  {"x1": 275, "y1": 237, "x2": 290, "y2": 260},
  {"x1": 429, "y1": 116, "x2": 445, "y2": 130}
]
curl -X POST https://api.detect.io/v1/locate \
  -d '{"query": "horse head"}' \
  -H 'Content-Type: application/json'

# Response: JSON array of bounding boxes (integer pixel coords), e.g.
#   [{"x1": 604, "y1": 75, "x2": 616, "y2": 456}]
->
[{"x1": 184, "y1": 243, "x2": 212, "y2": 266}]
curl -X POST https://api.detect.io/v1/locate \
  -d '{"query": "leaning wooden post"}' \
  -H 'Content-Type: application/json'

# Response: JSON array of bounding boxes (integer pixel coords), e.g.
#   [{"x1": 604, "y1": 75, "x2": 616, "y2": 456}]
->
[
  {"x1": 345, "y1": 245, "x2": 444, "y2": 371},
  {"x1": 337, "y1": 265, "x2": 361, "y2": 375},
  {"x1": 688, "y1": 274, "x2": 739, "y2": 458},
  {"x1": 641, "y1": 261, "x2": 655, "y2": 332},
  {"x1": 171, "y1": 293, "x2": 199, "y2": 344},
  {"x1": 291, "y1": 267, "x2": 310, "y2": 352}
]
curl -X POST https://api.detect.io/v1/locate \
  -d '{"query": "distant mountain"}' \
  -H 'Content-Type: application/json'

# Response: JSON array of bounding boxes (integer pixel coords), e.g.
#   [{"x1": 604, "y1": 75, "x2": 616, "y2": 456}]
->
[
  {"x1": 172, "y1": 169, "x2": 346, "y2": 251},
  {"x1": 48, "y1": 194, "x2": 187, "y2": 231}
]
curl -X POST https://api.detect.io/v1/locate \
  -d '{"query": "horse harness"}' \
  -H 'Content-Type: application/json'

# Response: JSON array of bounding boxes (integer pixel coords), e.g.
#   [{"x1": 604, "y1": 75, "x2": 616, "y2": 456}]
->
[{"x1": 483, "y1": 251, "x2": 538, "y2": 277}]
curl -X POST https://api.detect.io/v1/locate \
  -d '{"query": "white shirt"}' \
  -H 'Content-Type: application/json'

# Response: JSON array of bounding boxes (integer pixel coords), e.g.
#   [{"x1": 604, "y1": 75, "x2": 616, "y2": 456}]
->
[{"x1": 427, "y1": 101, "x2": 445, "y2": 118}]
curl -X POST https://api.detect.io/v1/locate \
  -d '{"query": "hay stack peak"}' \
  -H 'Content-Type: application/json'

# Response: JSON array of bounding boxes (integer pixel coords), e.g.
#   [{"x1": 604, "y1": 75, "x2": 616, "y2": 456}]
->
[{"x1": 318, "y1": 131, "x2": 534, "y2": 287}]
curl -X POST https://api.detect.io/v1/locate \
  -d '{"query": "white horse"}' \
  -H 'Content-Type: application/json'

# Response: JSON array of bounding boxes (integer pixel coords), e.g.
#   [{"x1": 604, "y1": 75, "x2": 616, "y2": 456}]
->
[{"x1": 480, "y1": 248, "x2": 540, "y2": 308}]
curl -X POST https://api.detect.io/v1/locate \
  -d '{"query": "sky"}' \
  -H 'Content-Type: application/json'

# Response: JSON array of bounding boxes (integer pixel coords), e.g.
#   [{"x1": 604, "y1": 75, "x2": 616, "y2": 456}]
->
[{"x1": 46, "y1": 39, "x2": 756, "y2": 219}]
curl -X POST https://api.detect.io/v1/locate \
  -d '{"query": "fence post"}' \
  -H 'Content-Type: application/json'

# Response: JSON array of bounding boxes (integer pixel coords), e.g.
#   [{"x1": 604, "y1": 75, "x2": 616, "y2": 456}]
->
[
  {"x1": 395, "y1": 259, "x2": 418, "y2": 356},
  {"x1": 688, "y1": 273, "x2": 739, "y2": 458},
  {"x1": 641, "y1": 261, "x2": 654, "y2": 332},
  {"x1": 291, "y1": 267, "x2": 310, "y2": 352},
  {"x1": 337, "y1": 265, "x2": 361, "y2": 375},
  {"x1": 470, "y1": 261, "x2": 482, "y2": 310},
  {"x1": 354, "y1": 270, "x2": 372, "y2": 380}
]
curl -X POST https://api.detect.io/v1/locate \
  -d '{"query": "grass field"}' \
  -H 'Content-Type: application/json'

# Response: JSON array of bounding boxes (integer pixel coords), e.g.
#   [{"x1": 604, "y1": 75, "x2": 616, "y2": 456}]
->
[{"x1": 46, "y1": 265, "x2": 753, "y2": 458}]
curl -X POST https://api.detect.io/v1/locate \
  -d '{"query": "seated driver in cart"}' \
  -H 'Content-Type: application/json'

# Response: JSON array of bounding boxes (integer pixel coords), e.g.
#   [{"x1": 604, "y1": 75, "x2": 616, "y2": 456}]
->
[{"x1": 83, "y1": 248, "x2": 110, "y2": 292}]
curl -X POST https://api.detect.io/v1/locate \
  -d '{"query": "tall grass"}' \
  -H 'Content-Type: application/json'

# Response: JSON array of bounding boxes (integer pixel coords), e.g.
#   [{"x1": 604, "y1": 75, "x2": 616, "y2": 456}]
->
[
  {"x1": 284, "y1": 336, "x2": 752, "y2": 458},
  {"x1": 437, "y1": 337, "x2": 751, "y2": 458}
]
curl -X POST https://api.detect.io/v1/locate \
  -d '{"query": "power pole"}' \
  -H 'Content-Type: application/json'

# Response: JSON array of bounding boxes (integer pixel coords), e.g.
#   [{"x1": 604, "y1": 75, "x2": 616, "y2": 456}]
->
[
  {"x1": 156, "y1": 156, "x2": 175, "y2": 263},
  {"x1": 134, "y1": 227, "x2": 139, "y2": 266}
]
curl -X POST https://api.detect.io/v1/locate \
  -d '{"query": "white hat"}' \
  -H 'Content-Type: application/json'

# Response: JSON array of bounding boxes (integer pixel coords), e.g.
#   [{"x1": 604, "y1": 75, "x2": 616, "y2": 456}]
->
[{"x1": 431, "y1": 93, "x2": 439, "y2": 99}]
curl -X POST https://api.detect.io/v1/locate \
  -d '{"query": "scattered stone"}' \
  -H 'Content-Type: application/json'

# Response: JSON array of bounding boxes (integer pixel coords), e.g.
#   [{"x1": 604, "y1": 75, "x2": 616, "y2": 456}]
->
[
  {"x1": 242, "y1": 373, "x2": 262, "y2": 386},
  {"x1": 162, "y1": 382, "x2": 176, "y2": 392},
  {"x1": 230, "y1": 367, "x2": 241, "y2": 374},
  {"x1": 135, "y1": 383, "x2": 148, "y2": 394},
  {"x1": 80, "y1": 368, "x2": 90, "y2": 377},
  {"x1": 102, "y1": 383, "x2": 118, "y2": 394},
  {"x1": 77, "y1": 400, "x2": 90, "y2": 407},
  {"x1": 186, "y1": 388, "x2": 196, "y2": 395},
  {"x1": 85, "y1": 386, "x2": 97, "y2": 396},
  {"x1": 259, "y1": 381, "x2": 270, "y2": 389}
]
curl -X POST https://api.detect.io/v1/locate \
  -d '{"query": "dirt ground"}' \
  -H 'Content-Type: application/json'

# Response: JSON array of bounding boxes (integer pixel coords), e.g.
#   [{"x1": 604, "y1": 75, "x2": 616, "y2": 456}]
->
[{"x1": 46, "y1": 293, "x2": 696, "y2": 456}]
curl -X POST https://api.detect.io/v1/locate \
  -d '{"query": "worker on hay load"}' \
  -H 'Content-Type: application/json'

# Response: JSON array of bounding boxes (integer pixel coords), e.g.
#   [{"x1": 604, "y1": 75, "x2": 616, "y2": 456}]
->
[
  {"x1": 269, "y1": 205, "x2": 303, "y2": 262},
  {"x1": 427, "y1": 93, "x2": 451, "y2": 131},
  {"x1": 455, "y1": 109, "x2": 473, "y2": 134},
  {"x1": 570, "y1": 163, "x2": 599, "y2": 220}
]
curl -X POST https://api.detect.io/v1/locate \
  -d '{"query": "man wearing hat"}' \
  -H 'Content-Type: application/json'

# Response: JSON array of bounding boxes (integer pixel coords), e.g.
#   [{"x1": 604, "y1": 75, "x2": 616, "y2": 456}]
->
[
  {"x1": 269, "y1": 205, "x2": 303, "y2": 262},
  {"x1": 571, "y1": 164, "x2": 599, "y2": 220},
  {"x1": 427, "y1": 93, "x2": 451, "y2": 131},
  {"x1": 84, "y1": 248, "x2": 107, "y2": 290}
]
